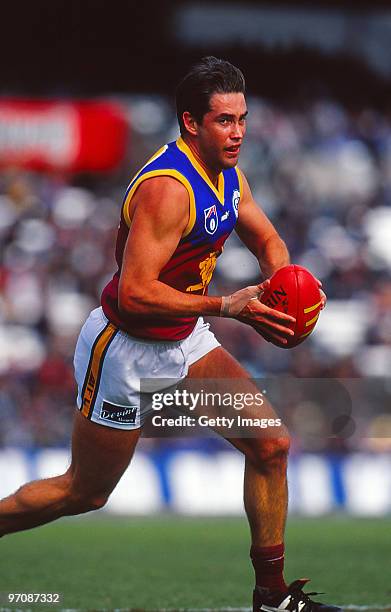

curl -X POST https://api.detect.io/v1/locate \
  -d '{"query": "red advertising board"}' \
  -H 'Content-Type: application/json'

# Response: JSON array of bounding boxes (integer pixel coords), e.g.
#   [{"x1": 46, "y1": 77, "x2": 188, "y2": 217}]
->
[{"x1": 0, "y1": 99, "x2": 128, "y2": 172}]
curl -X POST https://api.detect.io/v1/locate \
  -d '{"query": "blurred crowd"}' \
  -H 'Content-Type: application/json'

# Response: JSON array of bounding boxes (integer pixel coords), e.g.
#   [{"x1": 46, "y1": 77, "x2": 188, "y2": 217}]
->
[{"x1": 1, "y1": 96, "x2": 391, "y2": 449}]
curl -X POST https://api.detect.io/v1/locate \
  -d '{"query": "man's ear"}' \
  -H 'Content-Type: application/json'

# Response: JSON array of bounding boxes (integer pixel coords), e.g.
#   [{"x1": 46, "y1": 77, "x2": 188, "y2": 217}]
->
[{"x1": 182, "y1": 112, "x2": 198, "y2": 136}]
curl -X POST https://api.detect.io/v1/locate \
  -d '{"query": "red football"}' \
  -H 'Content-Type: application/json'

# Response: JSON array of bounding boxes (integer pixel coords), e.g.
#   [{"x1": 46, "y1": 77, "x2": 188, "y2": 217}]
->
[{"x1": 260, "y1": 264, "x2": 322, "y2": 348}]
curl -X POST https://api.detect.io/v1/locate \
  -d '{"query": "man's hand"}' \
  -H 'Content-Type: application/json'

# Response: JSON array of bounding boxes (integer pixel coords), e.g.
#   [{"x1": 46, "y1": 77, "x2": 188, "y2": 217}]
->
[
  {"x1": 220, "y1": 282, "x2": 265, "y2": 317},
  {"x1": 316, "y1": 278, "x2": 327, "y2": 309},
  {"x1": 220, "y1": 280, "x2": 296, "y2": 345}
]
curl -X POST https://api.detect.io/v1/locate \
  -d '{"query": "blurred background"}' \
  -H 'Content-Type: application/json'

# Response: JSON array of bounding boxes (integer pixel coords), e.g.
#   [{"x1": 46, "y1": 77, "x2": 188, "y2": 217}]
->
[{"x1": 1, "y1": 0, "x2": 391, "y2": 517}]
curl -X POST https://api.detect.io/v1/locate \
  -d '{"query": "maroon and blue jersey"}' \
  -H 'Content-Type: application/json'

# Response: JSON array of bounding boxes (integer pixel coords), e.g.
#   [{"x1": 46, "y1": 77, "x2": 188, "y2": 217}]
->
[{"x1": 101, "y1": 136, "x2": 242, "y2": 340}]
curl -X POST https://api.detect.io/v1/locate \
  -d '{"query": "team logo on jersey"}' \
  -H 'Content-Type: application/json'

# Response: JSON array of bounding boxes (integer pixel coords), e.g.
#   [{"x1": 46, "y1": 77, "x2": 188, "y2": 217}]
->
[
  {"x1": 232, "y1": 189, "x2": 240, "y2": 218},
  {"x1": 204, "y1": 205, "x2": 219, "y2": 235}
]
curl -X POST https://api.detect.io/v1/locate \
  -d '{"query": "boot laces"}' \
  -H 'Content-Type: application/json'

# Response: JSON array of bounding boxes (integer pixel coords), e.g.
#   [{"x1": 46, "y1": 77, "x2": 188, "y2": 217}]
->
[{"x1": 289, "y1": 584, "x2": 325, "y2": 611}]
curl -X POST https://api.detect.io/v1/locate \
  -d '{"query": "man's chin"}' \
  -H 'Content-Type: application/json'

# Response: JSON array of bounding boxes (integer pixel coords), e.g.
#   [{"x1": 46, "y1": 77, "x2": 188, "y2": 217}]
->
[{"x1": 220, "y1": 155, "x2": 240, "y2": 169}]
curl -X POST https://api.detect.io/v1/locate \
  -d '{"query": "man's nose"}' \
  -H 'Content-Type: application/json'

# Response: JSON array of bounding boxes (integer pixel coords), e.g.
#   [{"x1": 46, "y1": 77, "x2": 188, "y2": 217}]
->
[{"x1": 231, "y1": 122, "x2": 244, "y2": 139}]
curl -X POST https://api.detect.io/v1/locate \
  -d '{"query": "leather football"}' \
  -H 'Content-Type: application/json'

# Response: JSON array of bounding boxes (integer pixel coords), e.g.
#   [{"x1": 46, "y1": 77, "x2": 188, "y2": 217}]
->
[{"x1": 260, "y1": 264, "x2": 322, "y2": 348}]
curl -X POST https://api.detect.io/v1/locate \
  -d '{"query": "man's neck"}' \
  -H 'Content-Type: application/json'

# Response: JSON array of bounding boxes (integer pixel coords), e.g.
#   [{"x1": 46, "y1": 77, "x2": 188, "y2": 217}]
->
[{"x1": 182, "y1": 135, "x2": 220, "y2": 187}]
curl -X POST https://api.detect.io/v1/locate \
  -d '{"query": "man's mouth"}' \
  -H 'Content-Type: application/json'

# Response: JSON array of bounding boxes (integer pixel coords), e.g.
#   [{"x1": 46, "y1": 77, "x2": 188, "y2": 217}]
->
[{"x1": 225, "y1": 145, "x2": 241, "y2": 154}]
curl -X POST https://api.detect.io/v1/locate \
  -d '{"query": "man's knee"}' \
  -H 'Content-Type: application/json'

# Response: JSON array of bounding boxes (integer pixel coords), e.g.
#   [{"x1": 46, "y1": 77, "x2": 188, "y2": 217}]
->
[
  {"x1": 61, "y1": 472, "x2": 110, "y2": 515},
  {"x1": 68, "y1": 491, "x2": 109, "y2": 514},
  {"x1": 250, "y1": 436, "x2": 290, "y2": 471}
]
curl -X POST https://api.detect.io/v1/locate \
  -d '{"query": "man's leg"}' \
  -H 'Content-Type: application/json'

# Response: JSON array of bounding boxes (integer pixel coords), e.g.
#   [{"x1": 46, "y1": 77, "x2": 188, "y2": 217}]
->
[
  {"x1": 186, "y1": 347, "x2": 289, "y2": 593},
  {"x1": 0, "y1": 410, "x2": 141, "y2": 536}
]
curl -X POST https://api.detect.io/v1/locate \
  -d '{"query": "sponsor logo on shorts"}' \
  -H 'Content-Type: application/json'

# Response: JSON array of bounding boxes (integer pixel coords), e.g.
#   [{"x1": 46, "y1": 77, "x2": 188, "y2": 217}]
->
[{"x1": 100, "y1": 401, "x2": 138, "y2": 425}]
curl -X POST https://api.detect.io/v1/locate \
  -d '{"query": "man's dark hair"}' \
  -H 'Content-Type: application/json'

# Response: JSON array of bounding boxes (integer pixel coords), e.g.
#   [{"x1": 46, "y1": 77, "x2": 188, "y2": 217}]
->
[{"x1": 175, "y1": 56, "x2": 245, "y2": 135}]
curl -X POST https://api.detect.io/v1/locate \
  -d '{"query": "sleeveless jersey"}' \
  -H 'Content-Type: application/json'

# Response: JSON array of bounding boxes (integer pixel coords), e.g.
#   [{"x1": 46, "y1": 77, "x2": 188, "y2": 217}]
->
[{"x1": 101, "y1": 136, "x2": 242, "y2": 341}]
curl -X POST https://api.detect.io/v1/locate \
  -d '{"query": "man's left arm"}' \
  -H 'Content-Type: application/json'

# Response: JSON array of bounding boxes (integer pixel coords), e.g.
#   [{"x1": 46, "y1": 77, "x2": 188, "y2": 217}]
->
[
  {"x1": 235, "y1": 169, "x2": 290, "y2": 278},
  {"x1": 235, "y1": 169, "x2": 326, "y2": 308}
]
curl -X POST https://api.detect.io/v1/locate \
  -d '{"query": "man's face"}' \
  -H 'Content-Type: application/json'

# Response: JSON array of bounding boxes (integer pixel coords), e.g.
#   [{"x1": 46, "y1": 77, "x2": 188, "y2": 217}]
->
[{"x1": 196, "y1": 92, "x2": 247, "y2": 171}]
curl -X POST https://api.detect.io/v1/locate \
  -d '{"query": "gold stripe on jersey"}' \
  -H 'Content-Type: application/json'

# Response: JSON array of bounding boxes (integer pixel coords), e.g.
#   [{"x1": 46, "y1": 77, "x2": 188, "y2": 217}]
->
[
  {"x1": 122, "y1": 169, "x2": 196, "y2": 237},
  {"x1": 121, "y1": 145, "x2": 168, "y2": 223},
  {"x1": 81, "y1": 323, "x2": 118, "y2": 419},
  {"x1": 235, "y1": 166, "x2": 243, "y2": 200},
  {"x1": 176, "y1": 137, "x2": 225, "y2": 205}
]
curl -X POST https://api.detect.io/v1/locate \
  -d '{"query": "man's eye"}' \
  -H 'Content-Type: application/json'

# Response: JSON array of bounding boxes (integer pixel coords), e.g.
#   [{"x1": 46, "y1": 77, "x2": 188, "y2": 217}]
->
[{"x1": 219, "y1": 118, "x2": 230, "y2": 124}]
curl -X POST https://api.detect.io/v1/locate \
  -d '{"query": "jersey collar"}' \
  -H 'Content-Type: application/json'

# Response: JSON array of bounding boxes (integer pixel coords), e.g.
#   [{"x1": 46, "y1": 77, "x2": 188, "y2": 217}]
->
[{"x1": 176, "y1": 136, "x2": 225, "y2": 205}]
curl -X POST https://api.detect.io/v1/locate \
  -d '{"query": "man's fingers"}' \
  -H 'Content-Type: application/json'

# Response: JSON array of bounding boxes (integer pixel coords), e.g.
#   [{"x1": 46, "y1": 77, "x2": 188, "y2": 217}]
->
[
  {"x1": 257, "y1": 279, "x2": 270, "y2": 292},
  {"x1": 264, "y1": 310, "x2": 296, "y2": 324},
  {"x1": 252, "y1": 319, "x2": 294, "y2": 337},
  {"x1": 251, "y1": 302, "x2": 296, "y2": 323},
  {"x1": 239, "y1": 310, "x2": 295, "y2": 337},
  {"x1": 222, "y1": 282, "x2": 273, "y2": 317},
  {"x1": 239, "y1": 299, "x2": 296, "y2": 337},
  {"x1": 246, "y1": 285, "x2": 264, "y2": 299},
  {"x1": 319, "y1": 288, "x2": 327, "y2": 310},
  {"x1": 315, "y1": 278, "x2": 327, "y2": 309},
  {"x1": 253, "y1": 325, "x2": 289, "y2": 345},
  {"x1": 247, "y1": 280, "x2": 270, "y2": 299}
]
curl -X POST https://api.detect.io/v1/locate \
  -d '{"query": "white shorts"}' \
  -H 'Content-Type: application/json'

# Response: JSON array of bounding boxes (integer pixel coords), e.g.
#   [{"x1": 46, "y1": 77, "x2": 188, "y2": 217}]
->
[{"x1": 73, "y1": 307, "x2": 220, "y2": 430}]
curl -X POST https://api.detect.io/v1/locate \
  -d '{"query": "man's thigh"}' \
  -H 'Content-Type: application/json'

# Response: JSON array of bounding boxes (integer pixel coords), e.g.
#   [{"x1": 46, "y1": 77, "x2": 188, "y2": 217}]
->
[
  {"x1": 186, "y1": 346, "x2": 276, "y2": 419},
  {"x1": 183, "y1": 347, "x2": 288, "y2": 454},
  {"x1": 69, "y1": 410, "x2": 141, "y2": 498}
]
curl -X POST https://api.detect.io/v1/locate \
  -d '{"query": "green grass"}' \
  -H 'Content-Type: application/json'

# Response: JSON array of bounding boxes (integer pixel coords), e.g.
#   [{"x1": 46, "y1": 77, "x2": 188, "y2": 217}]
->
[{"x1": 0, "y1": 516, "x2": 390, "y2": 611}]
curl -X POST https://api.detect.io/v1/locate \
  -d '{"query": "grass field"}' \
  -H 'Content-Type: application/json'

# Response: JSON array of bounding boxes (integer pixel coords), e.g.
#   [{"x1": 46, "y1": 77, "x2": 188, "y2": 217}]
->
[{"x1": 0, "y1": 516, "x2": 390, "y2": 611}]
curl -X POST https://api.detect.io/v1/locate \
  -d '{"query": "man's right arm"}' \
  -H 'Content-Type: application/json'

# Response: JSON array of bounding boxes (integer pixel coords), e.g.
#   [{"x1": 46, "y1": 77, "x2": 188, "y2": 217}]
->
[
  {"x1": 118, "y1": 176, "x2": 294, "y2": 343},
  {"x1": 118, "y1": 176, "x2": 222, "y2": 318}
]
